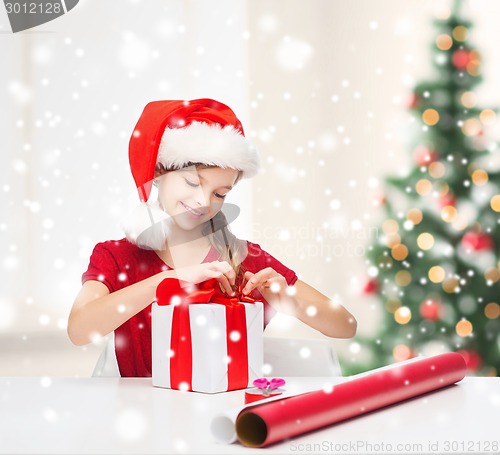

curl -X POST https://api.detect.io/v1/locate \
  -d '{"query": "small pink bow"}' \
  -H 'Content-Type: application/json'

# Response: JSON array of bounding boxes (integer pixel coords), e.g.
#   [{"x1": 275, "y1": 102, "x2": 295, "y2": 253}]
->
[{"x1": 253, "y1": 377, "x2": 286, "y2": 396}]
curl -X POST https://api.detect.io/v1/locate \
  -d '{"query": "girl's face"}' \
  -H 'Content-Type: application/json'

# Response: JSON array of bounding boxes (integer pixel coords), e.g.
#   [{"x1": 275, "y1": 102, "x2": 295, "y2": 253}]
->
[{"x1": 157, "y1": 165, "x2": 239, "y2": 231}]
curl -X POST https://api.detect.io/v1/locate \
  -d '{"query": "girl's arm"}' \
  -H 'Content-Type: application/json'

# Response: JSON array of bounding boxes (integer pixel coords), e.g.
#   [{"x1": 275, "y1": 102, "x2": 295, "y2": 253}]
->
[
  {"x1": 68, "y1": 271, "x2": 173, "y2": 346},
  {"x1": 287, "y1": 279, "x2": 357, "y2": 338},
  {"x1": 242, "y1": 270, "x2": 357, "y2": 339},
  {"x1": 68, "y1": 261, "x2": 237, "y2": 346}
]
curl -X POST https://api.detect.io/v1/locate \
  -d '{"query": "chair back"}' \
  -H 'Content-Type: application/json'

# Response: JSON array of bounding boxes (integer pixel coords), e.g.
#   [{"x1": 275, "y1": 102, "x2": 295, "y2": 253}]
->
[
  {"x1": 263, "y1": 336, "x2": 342, "y2": 377},
  {"x1": 93, "y1": 334, "x2": 342, "y2": 377}
]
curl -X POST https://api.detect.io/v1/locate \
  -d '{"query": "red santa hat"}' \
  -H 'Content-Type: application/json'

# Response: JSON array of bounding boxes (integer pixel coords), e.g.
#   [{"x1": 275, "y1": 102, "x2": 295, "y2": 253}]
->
[
  {"x1": 122, "y1": 98, "x2": 260, "y2": 250},
  {"x1": 129, "y1": 98, "x2": 259, "y2": 202}
]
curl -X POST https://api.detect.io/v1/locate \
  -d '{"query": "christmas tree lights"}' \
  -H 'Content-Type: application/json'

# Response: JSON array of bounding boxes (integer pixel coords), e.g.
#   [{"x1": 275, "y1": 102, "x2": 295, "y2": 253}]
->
[{"x1": 353, "y1": 0, "x2": 500, "y2": 376}]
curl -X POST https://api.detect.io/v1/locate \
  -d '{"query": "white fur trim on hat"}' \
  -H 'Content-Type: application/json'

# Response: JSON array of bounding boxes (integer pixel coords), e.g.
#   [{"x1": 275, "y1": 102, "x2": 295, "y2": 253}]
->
[
  {"x1": 157, "y1": 122, "x2": 260, "y2": 178},
  {"x1": 121, "y1": 200, "x2": 171, "y2": 250}
]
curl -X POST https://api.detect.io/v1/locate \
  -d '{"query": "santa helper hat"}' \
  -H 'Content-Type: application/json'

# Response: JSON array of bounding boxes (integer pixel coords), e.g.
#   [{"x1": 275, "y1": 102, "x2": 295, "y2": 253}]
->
[{"x1": 122, "y1": 98, "x2": 260, "y2": 250}]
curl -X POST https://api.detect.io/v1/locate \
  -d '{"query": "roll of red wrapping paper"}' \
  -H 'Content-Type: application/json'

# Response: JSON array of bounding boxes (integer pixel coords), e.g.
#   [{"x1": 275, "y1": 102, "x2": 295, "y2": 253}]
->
[
  {"x1": 235, "y1": 352, "x2": 467, "y2": 448},
  {"x1": 244, "y1": 389, "x2": 284, "y2": 404}
]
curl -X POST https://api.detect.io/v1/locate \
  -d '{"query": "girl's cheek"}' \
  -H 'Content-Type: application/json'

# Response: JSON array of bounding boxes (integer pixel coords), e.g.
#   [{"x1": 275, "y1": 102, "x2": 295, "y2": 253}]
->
[
  {"x1": 160, "y1": 185, "x2": 189, "y2": 201},
  {"x1": 209, "y1": 203, "x2": 223, "y2": 216}
]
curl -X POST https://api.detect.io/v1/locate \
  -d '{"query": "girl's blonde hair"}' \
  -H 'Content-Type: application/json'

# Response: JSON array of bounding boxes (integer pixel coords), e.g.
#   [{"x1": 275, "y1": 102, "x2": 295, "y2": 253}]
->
[
  {"x1": 203, "y1": 211, "x2": 247, "y2": 285},
  {"x1": 156, "y1": 163, "x2": 248, "y2": 284}
]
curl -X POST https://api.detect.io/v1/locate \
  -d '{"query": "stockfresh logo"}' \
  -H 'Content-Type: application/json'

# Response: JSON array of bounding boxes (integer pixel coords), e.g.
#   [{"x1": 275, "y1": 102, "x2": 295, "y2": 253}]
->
[{"x1": 3, "y1": 1, "x2": 79, "y2": 33}]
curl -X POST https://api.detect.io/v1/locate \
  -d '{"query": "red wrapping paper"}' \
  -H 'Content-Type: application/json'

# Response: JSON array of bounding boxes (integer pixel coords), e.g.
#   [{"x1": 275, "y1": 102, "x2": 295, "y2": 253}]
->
[
  {"x1": 235, "y1": 352, "x2": 467, "y2": 447},
  {"x1": 244, "y1": 389, "x2": 284, "y2": 404}
]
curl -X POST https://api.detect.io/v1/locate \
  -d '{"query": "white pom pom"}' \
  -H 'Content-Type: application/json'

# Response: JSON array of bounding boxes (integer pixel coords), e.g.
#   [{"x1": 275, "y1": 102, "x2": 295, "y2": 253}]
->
[{"x1": 121, "y1": 201, "x2": 171, "y2": 250}]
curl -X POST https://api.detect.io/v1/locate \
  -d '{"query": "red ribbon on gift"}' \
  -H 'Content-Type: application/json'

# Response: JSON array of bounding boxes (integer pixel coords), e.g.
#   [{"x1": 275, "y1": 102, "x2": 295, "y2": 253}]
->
[{"x1": 156, "y1": 278, "x2": 256, "y2": 391}]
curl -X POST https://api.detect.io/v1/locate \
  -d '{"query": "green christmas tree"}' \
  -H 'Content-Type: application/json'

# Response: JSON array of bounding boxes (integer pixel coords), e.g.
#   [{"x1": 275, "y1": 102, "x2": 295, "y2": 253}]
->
[{"x1": 354, "y1": 0, "x2": 500, "y2": 376}]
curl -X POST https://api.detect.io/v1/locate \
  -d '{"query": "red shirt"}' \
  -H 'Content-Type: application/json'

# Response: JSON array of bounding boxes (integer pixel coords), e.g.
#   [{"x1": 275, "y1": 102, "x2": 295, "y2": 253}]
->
[{"x1": 82, "y1": 238, "x2": 298, "y2": 377}]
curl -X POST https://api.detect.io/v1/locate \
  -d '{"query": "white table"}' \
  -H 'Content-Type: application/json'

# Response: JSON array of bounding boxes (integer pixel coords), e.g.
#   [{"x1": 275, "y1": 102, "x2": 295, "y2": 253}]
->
[{"x1": 0, "y1": 376, "x2": 499, "y2": 454}]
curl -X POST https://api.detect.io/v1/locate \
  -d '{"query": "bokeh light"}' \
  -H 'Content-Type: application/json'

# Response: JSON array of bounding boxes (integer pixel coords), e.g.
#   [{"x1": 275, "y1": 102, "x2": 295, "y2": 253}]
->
[
  {"x1": 471, "y1": 169, "x2": 488, "y2": 186},
  {"x1": 441, "y1": 205, "x2": 457, "y2": 222},
  {"x1": 455, "y1": 319, "x2": 473, "y2": 337},
  {"x1": 416, "y1": 179, "x2": 433, "y2": 196},
  {"x1": 407, "y1": 208, "x2": 423, "y2": 224},
  {"x1": 462, "y1": 118, "x2": 481, "y2": 136},
  {"x1": 480, "y1": 109, "x2": 496, "y2": 125},
  {"x1": 422, "y1": 109, "x2": 440, "y2": 126},
  {"x1": 393, "y1": 344, "x2": 413, "y2": 361},
  {"x1": 385, "y1": 233, "x2": 401, "y2": 248},
  {"x1": 460, "y1": 91, "x2": 476, "y2": 108},
  {"x1": 394, "y1": 306, "x2": 412, "y2": 324},
  {"x1": 436, "y1": 34, "x2": 453, "y2": 50},
  {"x1": 417, "y1": 232, "x2": 435, "y2": 250},
  {"x1": 490, "y1": 195, "x2": 500, "y2": 212},
  {"x1": 385, "y1": 298, "x2": 401, "y2": 313},
  {"x1": 442, "y1": 276, "x2": 460, "y2": 293},
  {"x1": 484, "y1": 268, "x2": 500, "y2": 283},
  {"x1": 452, "y1": 25, "x2": 468, "y2": 42},
  {"x1": 391, "y1": 243, "x2": 409, "y2": 261},
  {"x1": 428, "y1": 266, "x2": 446, "y2": 283},
  {"x1": 395, "y1": 270, "x2": 412, "y2": 286},
  {"x1": 429, "y1": 161, "x2": 446, "y2": 178},
  {"x1": 484, "y1": 303, "x2": 500, "y2": 320},
  {"x1": 467, "y1": 50, "x2": 481, "y2": 76}
]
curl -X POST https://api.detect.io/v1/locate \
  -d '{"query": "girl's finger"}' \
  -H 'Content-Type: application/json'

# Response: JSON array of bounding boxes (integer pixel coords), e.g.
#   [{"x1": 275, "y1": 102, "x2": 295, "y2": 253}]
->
[
  {"x1": 241, "y1": 272, "x2": 255, "y2": 294},
  {"x1": 258, "y1": 268, "x2": 278, "y2": 282},
  {"x1": 212, "y1": 262, "x2": 236, "y2": 285},
  {"x1": 222, "y1": 265, "x2": 236, "y2": 285},
  {"x1": 206, "y1": 270, "x2": 234, "y2": 295},
  {"x1": 242, "y1": 270, "x2": 286, "y2": 295},
  {"x1": 244, "y1": 271, "x2": 254, "y2": 280},
  {"x1": 242, "y1": 273, "x2": 266, "y2": 295}
]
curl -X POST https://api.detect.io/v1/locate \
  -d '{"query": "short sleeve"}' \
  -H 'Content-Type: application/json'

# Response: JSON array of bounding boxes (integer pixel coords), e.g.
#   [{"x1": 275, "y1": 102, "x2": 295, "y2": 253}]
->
[
  {"x1": 242, "y1": 241, "x2": 298, "y2": 286},
  {"x1": 81, "y1": 242, "x2": 120, "y2": 293}
]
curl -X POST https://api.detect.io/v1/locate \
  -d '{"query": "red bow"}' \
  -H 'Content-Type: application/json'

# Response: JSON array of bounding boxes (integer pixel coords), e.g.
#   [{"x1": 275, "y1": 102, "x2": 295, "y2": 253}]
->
[{"x1": 156, "y1": 278, "x2": 255, "y2": 307}]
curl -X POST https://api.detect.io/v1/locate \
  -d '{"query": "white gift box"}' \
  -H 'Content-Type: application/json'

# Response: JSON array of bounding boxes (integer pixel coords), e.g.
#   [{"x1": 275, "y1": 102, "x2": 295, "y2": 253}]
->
[{"x1": 152, "y1": 301, "x2": 263, "y2": 393}]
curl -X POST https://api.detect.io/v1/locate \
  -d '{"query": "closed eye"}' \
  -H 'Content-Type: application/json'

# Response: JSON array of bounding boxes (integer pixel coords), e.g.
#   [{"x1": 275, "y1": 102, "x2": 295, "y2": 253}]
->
[
  {"x1": 185, "y1": 178, "x2": 227, "y2": 199},
  {"x1": 184, "y1": 178, "x2": 200, "y2": 188}
]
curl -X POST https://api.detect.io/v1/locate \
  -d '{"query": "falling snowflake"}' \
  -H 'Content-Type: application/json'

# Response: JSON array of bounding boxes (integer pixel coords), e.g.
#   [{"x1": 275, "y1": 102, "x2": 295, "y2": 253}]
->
[{"x1": 276, "y1": 36, "x2": 313, "y2": 71}]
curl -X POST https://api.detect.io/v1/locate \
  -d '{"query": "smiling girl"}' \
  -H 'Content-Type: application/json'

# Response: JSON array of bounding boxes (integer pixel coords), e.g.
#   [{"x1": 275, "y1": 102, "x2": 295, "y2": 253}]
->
[{"x1": 67, "y1": 99, "x2": 357, "y2": 377}]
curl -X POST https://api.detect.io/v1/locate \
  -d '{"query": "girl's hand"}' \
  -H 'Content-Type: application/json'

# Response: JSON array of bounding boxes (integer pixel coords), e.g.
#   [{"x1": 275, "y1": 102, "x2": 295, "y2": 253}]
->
[
  {"x1": 174, "y1": 261, "x2": 236, "y2": 295},
  {"x1": 241, "y1": 268, "x2": 295, "y2": 313}
]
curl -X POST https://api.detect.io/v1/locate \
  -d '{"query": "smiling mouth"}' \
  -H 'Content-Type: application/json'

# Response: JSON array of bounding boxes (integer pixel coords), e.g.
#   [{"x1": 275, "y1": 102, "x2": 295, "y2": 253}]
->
[{"x1": 181, "y1": 202, "x2": 206, "y2": 217}]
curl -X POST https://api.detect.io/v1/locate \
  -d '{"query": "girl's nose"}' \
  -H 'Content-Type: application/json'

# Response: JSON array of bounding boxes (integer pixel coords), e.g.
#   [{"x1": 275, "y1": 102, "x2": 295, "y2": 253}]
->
[{"x1": 193, "y1": 186, "x2": 210, "y2": 208}]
